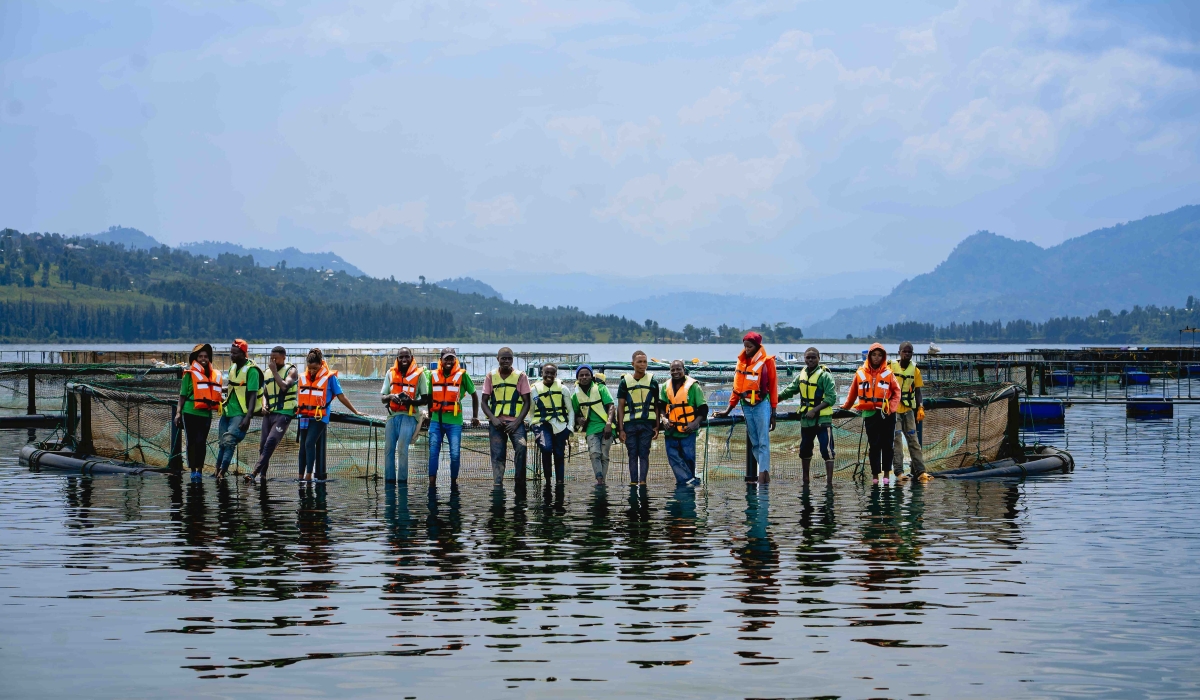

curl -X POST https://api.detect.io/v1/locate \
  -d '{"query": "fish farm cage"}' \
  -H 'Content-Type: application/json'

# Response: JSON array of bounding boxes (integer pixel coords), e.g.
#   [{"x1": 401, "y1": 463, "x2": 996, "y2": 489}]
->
[{"x1": 9, "y1": 360, "x2": 1024, "y2": 484}]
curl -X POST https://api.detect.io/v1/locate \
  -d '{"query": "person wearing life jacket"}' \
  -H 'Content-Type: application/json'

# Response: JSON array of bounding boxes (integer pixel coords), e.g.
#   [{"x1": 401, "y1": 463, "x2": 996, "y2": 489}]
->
[
  {"x1": 779, "y1": 347, "x2": 838, "y2": 486},
  {"x1": 480, "y1": 347, "x2": 531, "y2": 487},
  {"x1": 213, "y1": 339, "x2": 261, "y2": 479},
  {"x1": 248, "y1": 345, "x2": 298, "y2": 483},
  {"x1": 841, "y1": 342, "x2": 902, "y2": 485},
  {"x1": 527, "y1": 362, "x2": 574, "y2": 483},
  {"x1": 425, "y1": 347, "x2": 481, "y2": 484},
  {"x1": 615, "y1": 350, "x2": 660, "y2": 485},
  {"x1": 174, "y1": 343, "x2": 220, "y2": 480},
  {"x1": 889, "y1": 341, "x2": 930, "y2": 483},
  {"x1": 572, "y1": 364, "x2": 615, "y2": 485},
  {"x1": 379, "y1": 347, "x2": 428, "y2": 484},
  {"x1": 713, "y1": 332, "x2": 778, "y2": 485},
  {"x1": 659, "y1": 360, "x2": 709, "y2": 487},
  {"x1": 297, "y1": 348, "x2": 362, "y2": 482}
]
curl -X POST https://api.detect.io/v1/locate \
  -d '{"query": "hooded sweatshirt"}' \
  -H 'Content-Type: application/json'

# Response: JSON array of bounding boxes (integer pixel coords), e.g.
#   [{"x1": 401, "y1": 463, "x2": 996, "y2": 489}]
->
[{"x1": 841, "y1": 342, "x2": 901, "y2": 417}]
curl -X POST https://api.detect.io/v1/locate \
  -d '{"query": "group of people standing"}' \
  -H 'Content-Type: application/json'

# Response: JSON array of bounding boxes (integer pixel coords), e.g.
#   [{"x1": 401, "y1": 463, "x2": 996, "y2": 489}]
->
[{"x1": 175, "y1": 332, "x2": 929, "y2": 487}]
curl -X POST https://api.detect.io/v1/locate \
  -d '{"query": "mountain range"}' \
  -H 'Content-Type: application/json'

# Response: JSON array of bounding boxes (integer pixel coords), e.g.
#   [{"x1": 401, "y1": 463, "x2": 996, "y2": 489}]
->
[
  {"x1": 808, "y1": 205, "x2": 1200, "y2": 337},
  {"x1": 89, "y1": 226, "x2": 366, "y2": 276}
]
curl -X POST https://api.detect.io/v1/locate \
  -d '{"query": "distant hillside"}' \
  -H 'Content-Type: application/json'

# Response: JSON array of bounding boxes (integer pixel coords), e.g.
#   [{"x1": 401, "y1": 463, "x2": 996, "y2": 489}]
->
[
  {"x1": 90, "y1": 226, "x2": 161, "y2": 250},
  {"x1": 435, "y1": 276, "x2": 503, "y2": 299},
  {"x1": 808, "y1": 205, "x2": 1200, "y2": 336},
  {"x1": 88, "y1": 226, "x2": 365, "y2": 276},
  {"x1": 179, "y1": 241, "x2": 365, "y2": 276},
  {"x1": 602, "y1": 292, "x2": 881, "y2": 332},
  {"x1": 0, "y1": 228, "x2": 670, "y2": 343}
]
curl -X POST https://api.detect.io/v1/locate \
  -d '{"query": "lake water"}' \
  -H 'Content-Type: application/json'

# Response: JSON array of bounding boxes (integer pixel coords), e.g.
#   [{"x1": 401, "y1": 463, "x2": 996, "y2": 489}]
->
[{"x1": 2, "y1": 405, "x2": 1198, "y2": 698}]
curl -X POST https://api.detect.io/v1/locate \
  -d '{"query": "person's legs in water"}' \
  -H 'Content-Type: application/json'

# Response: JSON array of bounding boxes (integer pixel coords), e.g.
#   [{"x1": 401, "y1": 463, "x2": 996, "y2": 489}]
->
[
  {"x1": 251, "y1": 413, "x2": 290, "y2": 481},
  {"x1": 183, "y1": 412, "x2": 212, "y2": 478},
  {"x1": 384, "y1": 414, "x2": 402, "y2": 482},
  {"x1": 880, "y1": 413, "x2": 896, "y2": 484},
  {"x1": 665, "y1": 433, "x2": 697, "y2": 486},
  {"x1": 489, "y1": 423, "x2": 509, "y2": 486},
  {"x1": 586, "y1": 432, "x2": 612, "y2": 483},
  {"x1": 799, "y1": 425, "x2": 817, "y2": 485},
  {"x1": 817, "y1": 425, "x2": 835, "y2": 485},
  {"x1": 313, "y1": 421, "x2": 330, "y2": 481},
  {"x1": 394, "y1": 414, "x2": 418, "y2": 483},
  {"x1": 864, "y1": 412, "x2": 884, "y2": 483},
  {"x1": 303, "y1": 421, "x2": 326, "y2": 480},
  {"x1": 445, "y1": 422, "x2": 463, "y2": 481},
  {"x1": 216, "y1": 415, "x2": 249, "y2": 477},
  {"x1": 742, "y1": 399, "x2": 771, "y2": 482},
  {"x1": 297, "y1": 426, "x2": 308, "y2": 480},
  {"x1": 535, "y1": 424, "x2": 554, "y2": 482},
  {"x1": 427, "y1": 420, "x2": 446, "y2": 480},
  {"x1": 893, "y1": 411, "x2": 925, "y2": 480},
  {"x1": 551, "y1": 428, "x2": 568, "y2": 482},
  {"x1": 624, "y1": 422, "x2": 651, "y2": 484}
]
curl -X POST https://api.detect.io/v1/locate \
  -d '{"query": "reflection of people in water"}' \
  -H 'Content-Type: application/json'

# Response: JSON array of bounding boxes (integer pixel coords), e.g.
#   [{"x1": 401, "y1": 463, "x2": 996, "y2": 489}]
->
[
  {"x1": 732, "y1": 484, "x2": 780, "y2": 633},
  {"x1": 572, "y1": 484, "x2": 615, "y2": 576},
  {"x1": 855, "y1": 484, "x2": 926, "y2": 591},
  {"x1": 531, "y1": 482, "x2": 570, "y2": 545},
  {"x1": 425, "y1": 485, "x2": 465, "y2": 580},
  {"x1": 296, "y1": 483, "x2": 333, "y2": 589},
  {"x1": 795, "y1": 486, "x2": 840, "y2": 589},
  {"x1": 177, "y1": 478, "x2": 217, "y2": 575}
]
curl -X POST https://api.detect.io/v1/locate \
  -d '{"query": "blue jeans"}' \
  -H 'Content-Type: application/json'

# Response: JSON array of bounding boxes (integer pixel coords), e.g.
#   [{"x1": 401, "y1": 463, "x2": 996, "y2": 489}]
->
[
  {"x1": 385, "y1": 414, "x2": 420, "y2": 482},
  {"x1": 428, "y1": 420, "x2": 462, "y2": 480},
  {"x1": 215, "y1": 415, "x2": 248, "y2": 474},
  {"x1": 742, "y1": 399, "x2": 772, "y2": 474},
  {"x1": 535, "y1": 424, "x2": 569, "y2": 482},
  {"x1": 665, "y1": 433, "x2": 697, "y2": 485},
  {"x1": 624, "y1": 421, "x2": 654, "y2": 483}
]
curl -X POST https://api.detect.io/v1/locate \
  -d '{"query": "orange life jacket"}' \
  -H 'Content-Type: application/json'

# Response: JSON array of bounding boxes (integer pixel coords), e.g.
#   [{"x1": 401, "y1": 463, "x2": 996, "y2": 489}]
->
[
  {"x1": 852, "y1": 363, "x2": 895, "y2": 413},
  {"x1": 665, "y1": 376, "x2": 698, "y2": 430},
  {"x1": 297, "y1": 366, "x2": 336, "y2": 419},
  {"x1": 387, "y1": 361, "x2": 423, "y2": 415},
  {"x1": 732, "y1": 346, "x2": 773, "y2": 406},
  {"x1": 188, "y1": 361, "x2": 222, "y2": 412},
  {"x1": 431, "y1": 361, "x2": 465, "y2": 416}
]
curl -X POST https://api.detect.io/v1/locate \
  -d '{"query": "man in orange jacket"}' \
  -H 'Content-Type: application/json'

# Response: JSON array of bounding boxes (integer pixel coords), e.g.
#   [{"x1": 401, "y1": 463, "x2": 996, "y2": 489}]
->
[{"x1": 842, "y1": 342, "x2": 901, "y2": 485}]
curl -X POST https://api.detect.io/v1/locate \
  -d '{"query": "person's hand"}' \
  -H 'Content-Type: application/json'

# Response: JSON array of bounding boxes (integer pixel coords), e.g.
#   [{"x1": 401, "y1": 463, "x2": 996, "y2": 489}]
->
[
  {"x1": 505, "y1": 420, "x2": 519, "y2": 435},
  {"x1": 240, "y1": 417, "x2": 251, "y2": 432},
  {"x1": 382, "y1": 394, "x2": 393, "y2": 405},
  {"x1": 470, "y1": 418, "x2": 481, "y2": 428},
  {"x1": 917, "y1": 406, "x2": 926, "y2": 422},
  {"x1": 488, "y1": 416, "x2": 502, "y2": 429},
  {"x1": 805, "y1": 408, "x2": 818, "y2": 420},
  {"x1": 618, "y1": 429, "x2": 627, "y2": 444},
  {"x1": 769, "y1": 414, "x2": 777, "y2": 432},
  {"x1": 650, "y1": 428, "x2": 659, "y2": 441},
  {"x1": 603, "y1": 425, "x2": 613, "y2": 439},
  {"x1": 685, "y1": 419, "x2": 700, "y2": 434},
  {"x1": 173, "y1": 412, "x2": 182, "y2": 427},
  {"x1": 713, "y1": 409, "x2": 729, "y2": 419},
  {"x1": 353, "y1": 408, "x2": 364, "y2": 416}
]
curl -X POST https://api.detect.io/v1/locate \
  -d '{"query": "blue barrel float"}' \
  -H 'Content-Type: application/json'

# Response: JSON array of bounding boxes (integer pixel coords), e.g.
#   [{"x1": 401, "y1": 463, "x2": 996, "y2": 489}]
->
[
  {"x1": 1020, "y1": 398, "x2": 1066, "y2": 423},
  {"x1": 1051, "y1": 370, "x2": 1075, "y2": 386},
  {"x1": 1127, "y1": 395, "x2": 1172, "y2": 418},
  {"x1": 1123, "y1": 367, "x2": 1151, "y2": 385}
]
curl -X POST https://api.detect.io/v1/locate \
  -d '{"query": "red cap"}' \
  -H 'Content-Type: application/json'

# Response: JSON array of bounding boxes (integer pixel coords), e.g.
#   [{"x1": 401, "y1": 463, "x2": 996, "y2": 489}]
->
[
  {"x1": 742, "y1": 331, "x2": 763, "y2": 344},
  {"x1": 232, "y1": 339, "x2": 249, "y2": 353}
]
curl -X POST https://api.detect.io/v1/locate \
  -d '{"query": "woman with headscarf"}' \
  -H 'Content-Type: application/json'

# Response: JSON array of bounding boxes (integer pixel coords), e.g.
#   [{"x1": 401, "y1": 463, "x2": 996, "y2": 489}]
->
[
  {"x1": 713, "y1": 332, "x2": 778, "y2": 485},
  {"x1": 296, "y1": 348, "x2": 362, "y2": 481},
  {"x1": 174, "y1": 343, "x2": 220, "y2": 480},
  {"x1": 842, "y1": 343, "x2": 902, "y2": 485}
]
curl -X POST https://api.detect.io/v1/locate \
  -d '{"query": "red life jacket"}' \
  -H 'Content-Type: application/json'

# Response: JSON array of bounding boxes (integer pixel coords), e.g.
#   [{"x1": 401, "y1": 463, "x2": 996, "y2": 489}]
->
[
  {"x1": 733, "y1": 346, "x2": 773, "y2": 406},
  {"x1": 297, "y1": 366, "x2": 335, "y2": 419},
  {"x1": 852, "y1": 363, "x2": 895, "y2": 413},
  {"x1": 387, "y1": 361, "x2": 423, "y2": 415},
  {"x1": 188, "y1": 361, "x2": 222, "y2": 412},
  {"x1": 431, "y1": 361, "x2": 465, "y2": 416}
]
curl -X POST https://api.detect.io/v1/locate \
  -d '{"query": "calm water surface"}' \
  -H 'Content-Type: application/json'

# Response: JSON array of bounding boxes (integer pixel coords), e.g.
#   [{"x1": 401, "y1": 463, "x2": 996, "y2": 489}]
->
[{"x1": 1, "y1": 406, "x2": 1198, "y2": 698}]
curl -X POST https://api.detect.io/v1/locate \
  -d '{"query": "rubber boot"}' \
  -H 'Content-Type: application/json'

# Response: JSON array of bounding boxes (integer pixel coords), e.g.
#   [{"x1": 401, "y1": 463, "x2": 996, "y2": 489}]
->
[
  {"x1": 801, "y1": 458, "x2": 811, "y2": 485},
  {"x1": 824, "y1": 459, "x2": 835, "y2": 486}
]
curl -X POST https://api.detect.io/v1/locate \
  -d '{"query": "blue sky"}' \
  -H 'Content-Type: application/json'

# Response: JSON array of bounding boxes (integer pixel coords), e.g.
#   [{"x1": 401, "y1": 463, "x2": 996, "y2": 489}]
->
[{"x1": 2, "y1": 0, "x2": 1198, "y2": 282}]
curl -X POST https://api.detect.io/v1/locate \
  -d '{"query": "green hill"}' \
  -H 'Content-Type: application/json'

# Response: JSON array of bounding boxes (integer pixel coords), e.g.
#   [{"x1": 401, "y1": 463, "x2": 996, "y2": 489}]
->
[
  {"x1": 0, "y1": 229, "x2": 669, "y2": 343},
  {"x1": 809, "y1": 205, "x2": 1200, "y2": 336}
]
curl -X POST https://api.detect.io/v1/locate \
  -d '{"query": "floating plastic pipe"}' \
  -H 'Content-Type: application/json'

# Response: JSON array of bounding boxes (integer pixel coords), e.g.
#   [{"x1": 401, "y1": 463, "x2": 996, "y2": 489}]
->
[
  {"x1": 19, "y1": 445, "x2": 148, "y2": 475},
  {"x1": 940, "y1": 452, "x2": 1072, "y2": 480},
  {"x1": 0, "y1": 414, "x2": 63, "y2": 430}
]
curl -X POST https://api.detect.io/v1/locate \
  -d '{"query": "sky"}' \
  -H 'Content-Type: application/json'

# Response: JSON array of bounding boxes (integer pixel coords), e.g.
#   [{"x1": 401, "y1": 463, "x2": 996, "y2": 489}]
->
[{"x1": 2, "y1": 0, "x2": 1198, "y2": 284}]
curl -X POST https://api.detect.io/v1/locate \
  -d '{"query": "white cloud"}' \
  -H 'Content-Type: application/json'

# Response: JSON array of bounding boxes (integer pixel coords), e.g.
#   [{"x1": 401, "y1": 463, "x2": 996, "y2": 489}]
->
[
  {"x1": 545, "y1": 116, "x2": 662, "y2": 163},
  {"x1": 596, "y1": 153, "x2": 789, "y2": 237},
  {"x1": 678, "y1": 87, "x2": 742, "y2": 124},
  {"x1": 469, "y1": 195, "x2": 522, "y2": 227},
  {"x1": 897, "y1": 27, "x2": 936, "y2": 55},
  {"x1": 900, "y1": 98, "x2": 1055, "y2": 173},
  {"x1": 348, "y1": 201, "x2": 427, "y2": 234}
]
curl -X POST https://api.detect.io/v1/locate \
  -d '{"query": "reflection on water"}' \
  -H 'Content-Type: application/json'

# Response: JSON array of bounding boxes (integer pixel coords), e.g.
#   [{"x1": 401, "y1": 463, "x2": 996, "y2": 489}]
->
[{"x1": 3, "y1": 405, "x2": 1200, "y2": 698}]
